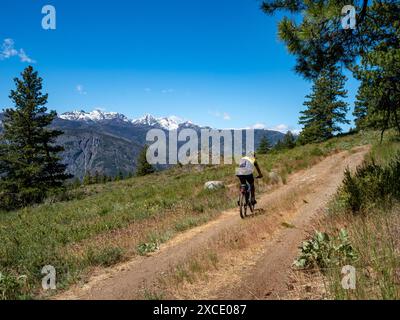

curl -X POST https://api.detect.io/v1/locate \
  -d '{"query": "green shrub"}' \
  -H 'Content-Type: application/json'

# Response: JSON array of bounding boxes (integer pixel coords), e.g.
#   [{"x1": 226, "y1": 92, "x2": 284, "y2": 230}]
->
[
  {"x1": 137, "y1": 242, "x2": 159, "y2": 256},
  {"x1": 310, "y1": 147, "x2": 324, "y2": 157},
  {"x1": 340, "y1": 152, "x2": 400, "y2": 213},
  {"x1": 86, "y1": 247, "x2": 124, "y2": 267},
  {"x1": 0, "y1": 271, "x2": 30, "y2": 300},
  {"x1": 294, "y1": 229, "x2": 357, "y2": 271}
]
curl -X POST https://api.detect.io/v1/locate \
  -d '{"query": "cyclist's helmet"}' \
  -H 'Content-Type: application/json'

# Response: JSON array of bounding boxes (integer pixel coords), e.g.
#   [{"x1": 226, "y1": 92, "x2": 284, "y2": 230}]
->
[{"x1": 247, "y1": 151, "x2": 256, "y2": 159}]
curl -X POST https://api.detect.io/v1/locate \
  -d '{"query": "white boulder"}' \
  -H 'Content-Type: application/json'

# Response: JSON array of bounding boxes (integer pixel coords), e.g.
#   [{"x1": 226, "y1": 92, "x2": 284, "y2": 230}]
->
[{"x1": 204, "y1": 181, "x2": 225, "y2": 190}]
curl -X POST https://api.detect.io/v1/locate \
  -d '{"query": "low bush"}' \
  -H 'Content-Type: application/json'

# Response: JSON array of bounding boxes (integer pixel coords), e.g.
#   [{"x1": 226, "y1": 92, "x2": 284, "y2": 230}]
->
[
  {"x1": 294, "y1": 229, "x2": 357, "y2": 270},
  {"x1": 0, "y1": 271, "x2": 30, "y2": 300},
  {"x1": 340, "y1": 152, "x2": 400, "y2": 213}
]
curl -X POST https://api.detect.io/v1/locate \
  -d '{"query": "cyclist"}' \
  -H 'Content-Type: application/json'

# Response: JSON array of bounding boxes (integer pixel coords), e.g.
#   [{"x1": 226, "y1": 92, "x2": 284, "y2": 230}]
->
[{"x1": 236, "y1": 151, "x2": 263, "y2": 205}]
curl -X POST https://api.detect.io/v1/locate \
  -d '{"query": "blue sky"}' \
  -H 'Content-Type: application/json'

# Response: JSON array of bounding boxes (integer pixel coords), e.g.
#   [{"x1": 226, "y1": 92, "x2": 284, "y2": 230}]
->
[{"x1": 0, "y1": 0, "x2": 358, "y2": 132}]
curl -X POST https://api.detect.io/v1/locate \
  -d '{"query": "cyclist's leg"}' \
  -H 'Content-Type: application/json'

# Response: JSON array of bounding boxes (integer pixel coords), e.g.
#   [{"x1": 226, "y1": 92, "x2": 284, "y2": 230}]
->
[
  {"x1": 237, "y1": 175, "x2": 245, "y2": 185},
  {"x1": 237, "y1": 175, "x2": 246, "y2": 205},
  {"x1": 246, "y1": 174, "x2": 256, "y2": 204}
]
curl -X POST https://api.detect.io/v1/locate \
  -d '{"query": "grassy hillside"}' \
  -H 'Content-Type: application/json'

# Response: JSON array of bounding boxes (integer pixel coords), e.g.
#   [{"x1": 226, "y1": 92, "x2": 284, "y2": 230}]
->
[{"x1": 0, "y1": 131, "x2": 373, "y2": 299}]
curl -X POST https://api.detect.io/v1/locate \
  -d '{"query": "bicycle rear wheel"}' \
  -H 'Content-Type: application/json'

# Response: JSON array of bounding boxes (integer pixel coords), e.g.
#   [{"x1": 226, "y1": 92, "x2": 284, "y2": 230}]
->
[
  {"x1": 239, "y1": 193, "x2": 247, "y2": 219},
  {"x1": 248, "y1": 200, "x2": 254, "y2": 213}
]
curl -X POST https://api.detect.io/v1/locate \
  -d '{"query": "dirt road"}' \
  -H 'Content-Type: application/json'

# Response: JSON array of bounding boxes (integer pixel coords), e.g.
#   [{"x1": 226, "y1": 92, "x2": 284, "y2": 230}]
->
[{"x1": 57, "y1": 146, "x2": 369, "y2": 300}]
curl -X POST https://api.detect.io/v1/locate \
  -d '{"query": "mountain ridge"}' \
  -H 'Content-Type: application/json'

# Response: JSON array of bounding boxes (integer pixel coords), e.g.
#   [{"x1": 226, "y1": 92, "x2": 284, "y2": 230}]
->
[{"x1": 0, "y1": 111, "x2": 286, "y2": 179}]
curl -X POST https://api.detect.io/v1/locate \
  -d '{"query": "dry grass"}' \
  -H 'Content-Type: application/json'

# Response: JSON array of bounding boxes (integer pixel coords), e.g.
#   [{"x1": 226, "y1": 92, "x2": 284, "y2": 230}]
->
[
  {"x1": 289, "y1": 134, "x2": 400, "y2": 300},
  {"x1": 290, "y1": 205, "x2": 400, "y2": 300},
  {"x1": 284, "y1": 269, "x2": 329, "y2": 300}
]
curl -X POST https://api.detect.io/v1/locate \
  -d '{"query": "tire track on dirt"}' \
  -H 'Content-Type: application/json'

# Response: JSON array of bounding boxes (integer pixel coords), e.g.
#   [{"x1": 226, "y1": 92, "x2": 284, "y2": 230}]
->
[{"x1": 210, "y1": 146, "x2": 369, "y2": 300}]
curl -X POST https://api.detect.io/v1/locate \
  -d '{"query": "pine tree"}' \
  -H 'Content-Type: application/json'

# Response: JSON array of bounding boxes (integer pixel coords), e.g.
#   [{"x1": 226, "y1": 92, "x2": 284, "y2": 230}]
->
[
  {"x1": 72, "y1": 177, "x2": 81, "y2": 189},
  {"x1": 83, "y1": 173, "x2": 92, "y2": 185},
  {"x1": 136, "y1": 145, "x2": 155, "y2": 177},
  {"x1": 354, "y1": 48, "x2": 400, "y2": 140},
  {"x1": 101, "y1": 174, "x2": 108, "y2": 184},
  {"x1": 299, "y1": 65, "x2": 349, "y2": 144},
  {"x1": 261, "y1": 1, "x2": 397, "y2": 80},
  {"x1": 93, "y1": 171, "x2": 101, "y2": 184},
  {"x1": 262, "y1": 1, "x2": 399, "y2": 139},
  {"x1": 282, "y1": 131, "x2": 296, "y2": 149},
  {"x1": 257, "y1": 135, "x2": 272, "y2": 154},
  {"x1": 353, "y1": 82, "x2": 369, "y2": 131},
  {"x1": 273, "y1": 140, "x2": 284, "y2": 151},
  {"x1": 115, "y1": 170, "x2": 124, "y2": 181},
  {"x1": 0, "y1": 66, "x2": 70, "y2": 210}
]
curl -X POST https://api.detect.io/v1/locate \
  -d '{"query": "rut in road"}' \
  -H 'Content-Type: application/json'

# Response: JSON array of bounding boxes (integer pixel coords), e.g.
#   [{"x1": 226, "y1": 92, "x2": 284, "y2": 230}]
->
[{"x1": 57, "y1": 146, "x2": 369, "y2": 300}]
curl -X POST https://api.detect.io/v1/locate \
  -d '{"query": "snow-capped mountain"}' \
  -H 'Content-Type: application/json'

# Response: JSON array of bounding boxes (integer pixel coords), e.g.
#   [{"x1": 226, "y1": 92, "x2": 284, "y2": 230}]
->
[
  {"x1": 60, "y1": 110, "x2": 129, "y2": 122},
  {"x1": 131, "y1": 114, "x2": 160, "y2": 127},
  {"x1": 132, "y1": 114, "x2": 194, "y2": 130},
  {"x1": 60, "y1": 110, "x2": 196, "y2": 131}
]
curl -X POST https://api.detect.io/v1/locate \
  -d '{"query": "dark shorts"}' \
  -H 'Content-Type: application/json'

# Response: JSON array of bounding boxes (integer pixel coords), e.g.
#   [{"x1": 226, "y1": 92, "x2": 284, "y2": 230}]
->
[{"x1": 237, "y1": 174, "x2": 254, "y2": 185}]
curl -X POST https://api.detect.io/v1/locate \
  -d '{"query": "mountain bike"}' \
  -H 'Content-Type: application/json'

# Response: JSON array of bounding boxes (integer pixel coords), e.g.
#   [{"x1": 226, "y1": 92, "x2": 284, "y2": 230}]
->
[{"x1": 238, "y1": 177, "x2": 261, "y2": 219}]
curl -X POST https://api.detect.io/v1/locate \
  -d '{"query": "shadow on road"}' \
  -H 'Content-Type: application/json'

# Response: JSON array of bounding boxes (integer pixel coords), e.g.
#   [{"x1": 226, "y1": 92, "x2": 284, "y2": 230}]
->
[{"x1": 245, "y1": 207, "x2": 267, "y2": 218}]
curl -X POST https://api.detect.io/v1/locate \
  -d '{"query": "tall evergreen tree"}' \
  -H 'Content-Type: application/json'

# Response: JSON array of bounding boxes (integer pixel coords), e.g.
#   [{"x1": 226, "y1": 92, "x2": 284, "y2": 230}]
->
[
  {"x1": 299, "y1": 65, "x2": 349, "y2": 144},
  {"x1": 101, "y1": 174, "x2": 108, "y2": 184},
  {"x1": 262, "y1": 1, "x2": 399, "y2": 138},
  {"x1": 0, "y1": 66, "x2": 70, "y2": 210},
  {"x1": 273, "y1": 139, "x2": 284, "y2": 151},
  {"x1": 261, "y1": 1, "x2": 397, "y2": 79},
  {"x1": 83, "y1": 172, "x2": 92, "y2": 185},
  {"x1": 282, "y1": 131, "x2": 296, "y2": 149},
  {"x1": 72, "y1": 177, "x2": 81, "y2": 189},
  {"x1": 93, "y1": 171, "x2": 101, "y2": 184},
  {"x1": 353, "y1": 81, "x2": 370, "y2": 131},
  {"x1": 354, "y1": 48, "x2": 400, "y2": 140},
  {"x1": 115, "y1": 170, "x2": 124, "y2": 181},
  {"x1": 257, "y1": 135, "x2": 272, "y2": 154},
  {"x1": 136, "y1": 145, "x2": 155, "y2": 177}
]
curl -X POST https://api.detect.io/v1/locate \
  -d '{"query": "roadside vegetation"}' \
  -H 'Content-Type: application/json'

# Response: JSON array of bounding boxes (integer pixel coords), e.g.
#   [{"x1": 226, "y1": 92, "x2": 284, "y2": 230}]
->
[{"x1": 293, "y1": 131, "x2": 400, "y2": 299}]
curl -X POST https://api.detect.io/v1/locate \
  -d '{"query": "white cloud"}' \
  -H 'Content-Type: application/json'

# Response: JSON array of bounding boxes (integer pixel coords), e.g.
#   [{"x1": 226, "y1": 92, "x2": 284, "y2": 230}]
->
[
  {"x1": 0, "y1": 39, "x2": 17, "y2": 59},
  {"x1": 18, "y1": 49, "x2": 35, "y2": 63},
  {"x1": 291, "y1": 128, "x2": 302, "y2": 135},
  {"x1": 250, "y1": 123, "x2": 267, "y2": 129},
  {"x1": 268, "y1": 124, "x2": 302, "y2": 134},
  {"x1": 76, "y1": 85, "x2": 87, "y2": 95},
  {"x1": 144, "y1": 88, "x2": 151, "y2": 92},
  {"x1": 246, "y1": 123, "x2": 301, "y2": 134},
  {"x1": 209, "y1": 111, "x2": 220, "y2": 117},
  {"x1": 161, "y1": 88, "x2": 174, "y2": 94},
  {"x1": 0, "y1": 39, "x2": 36, "y2": 63},
  {"x1": 209, "y1": 110, "x2": 231, "y2": 121},
  {"x1": 269, "y1": 124, "x2": 289, "y2": 132}
]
